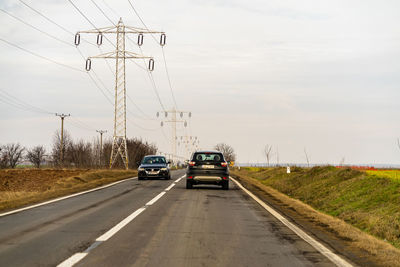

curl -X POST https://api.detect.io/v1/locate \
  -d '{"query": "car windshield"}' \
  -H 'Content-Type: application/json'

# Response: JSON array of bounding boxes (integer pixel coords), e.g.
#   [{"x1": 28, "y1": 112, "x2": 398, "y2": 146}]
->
[
  {"x1": 193, "y1": 153, "x2": 224, "y2": 162},
  {"x1": 142, "y1": 156, "x2": 166, "y2": 164}
]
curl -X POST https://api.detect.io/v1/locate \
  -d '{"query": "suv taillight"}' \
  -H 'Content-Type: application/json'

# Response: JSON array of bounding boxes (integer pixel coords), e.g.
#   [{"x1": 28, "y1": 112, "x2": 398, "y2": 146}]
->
[
  {"x1": 189, "y1": 161, "x2": 195, "y2": 166},
  {"x1": 221, "y1": 162, "x2": 228, "y2": 167}
]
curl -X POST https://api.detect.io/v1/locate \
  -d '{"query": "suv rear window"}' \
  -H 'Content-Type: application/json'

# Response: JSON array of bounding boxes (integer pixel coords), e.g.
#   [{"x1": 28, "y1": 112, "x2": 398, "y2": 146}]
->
[{"x1": 192, "y1": 153, "x2": 224, "y2": 162}]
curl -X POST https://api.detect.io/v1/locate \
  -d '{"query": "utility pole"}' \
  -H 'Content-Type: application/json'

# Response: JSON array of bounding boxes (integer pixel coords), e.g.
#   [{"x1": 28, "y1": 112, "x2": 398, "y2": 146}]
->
[
  {"x1": 77, "y1": 18, "x2": 165, "y2": 169},
  {"x1": 55, "y1": 113, "x2": 70, "y2": 164},
  {"x1": 96, "y1": 130, "x2": 107, "y2": 167},
  {"x1": 157, "y1": 108, "x2": 191, "y2": 164}
]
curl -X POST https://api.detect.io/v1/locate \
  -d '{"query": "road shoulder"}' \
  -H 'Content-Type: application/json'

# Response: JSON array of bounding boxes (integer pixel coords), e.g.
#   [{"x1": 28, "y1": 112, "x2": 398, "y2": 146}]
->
[{"x1": 231, "y1": 172, "x2": 400, "y2": 267}]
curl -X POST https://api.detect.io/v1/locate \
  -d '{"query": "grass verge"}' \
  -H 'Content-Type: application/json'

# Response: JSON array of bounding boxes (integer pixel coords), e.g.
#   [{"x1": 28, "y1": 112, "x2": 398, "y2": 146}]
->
[
  {"x1": 0, "y1": 169, "x2": 137, "y2": 212},
  {"x1": 231, "y1": 166, "x2": 400, "y2": 266}
]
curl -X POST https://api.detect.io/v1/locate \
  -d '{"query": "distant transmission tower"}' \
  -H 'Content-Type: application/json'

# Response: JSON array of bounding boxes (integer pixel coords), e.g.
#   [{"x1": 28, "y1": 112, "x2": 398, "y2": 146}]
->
[
  {"x1": 157, "y1": 108, "x2": 191, "y2": 164},
  {"x1": 77, "y1": 18, "x2": 165, "y2": 169}
]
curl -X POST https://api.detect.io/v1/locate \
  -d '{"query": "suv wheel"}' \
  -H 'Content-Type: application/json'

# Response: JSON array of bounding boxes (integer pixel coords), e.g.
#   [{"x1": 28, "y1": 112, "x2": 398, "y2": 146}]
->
[{"x1": 186, "y1": 181, "x2": 193, "y2": 189}]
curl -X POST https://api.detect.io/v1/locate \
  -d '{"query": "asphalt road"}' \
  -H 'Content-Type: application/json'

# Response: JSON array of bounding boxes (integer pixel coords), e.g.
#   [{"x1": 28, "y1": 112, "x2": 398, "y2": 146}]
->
[{"x1": 0, "y1": 169, "x2": 339, "y2": 267}]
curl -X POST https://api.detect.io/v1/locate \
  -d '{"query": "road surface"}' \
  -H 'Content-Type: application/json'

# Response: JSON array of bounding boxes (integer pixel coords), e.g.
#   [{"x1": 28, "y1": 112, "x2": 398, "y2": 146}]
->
[{"x1": 0, "y1": 169, "x2": 345, "y2": 266}]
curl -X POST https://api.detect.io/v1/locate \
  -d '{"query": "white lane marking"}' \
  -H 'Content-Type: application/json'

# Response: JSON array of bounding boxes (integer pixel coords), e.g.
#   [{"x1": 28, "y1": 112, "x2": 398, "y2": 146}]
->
[
  {"x1": 57, "y1": 175, "x2": 185, "y2": 267},
  {"x1": 146, "y1": 192, "x2": 166, "y2": 206},
  {"x1": 230, "y1": 177, "x2": 353, "y2": 267},
  {"x1": 165, "y1": 183, "x2": 176, "y2": 191},
  {"x1": 57, "y1": 253, "x2": 87, "y2": 267},
  {"x1": 175, "y1": 176, "x2": 184, "y2": 183},
  {"x1": 0, "y1": 177, "x2": 138, "y2": 217},
  {"x1": 96, "y1": 207, "x2": 146, "y2": 242}
]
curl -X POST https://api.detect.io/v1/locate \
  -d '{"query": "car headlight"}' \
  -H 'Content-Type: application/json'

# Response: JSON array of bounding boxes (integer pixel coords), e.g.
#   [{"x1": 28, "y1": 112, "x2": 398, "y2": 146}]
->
[
  {"x1": 160, "y1": 167, "x2": 167, "y2": 171},
  {"x1": 138, "y1": 167, "x2": 144, "y2": 171}
]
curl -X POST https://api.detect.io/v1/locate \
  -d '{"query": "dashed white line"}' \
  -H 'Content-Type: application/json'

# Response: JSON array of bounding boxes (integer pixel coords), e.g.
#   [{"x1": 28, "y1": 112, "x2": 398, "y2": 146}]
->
[
  {"x1": 0, "y1": 177, "x2": 138, "y2": 217},
  {"x1": 230, "y1": 177, "x2": 353, "y2": 267},
  {"x1": 57, "y1": 174, "x2": 185, "y2": 267},
  {"x1": 146, "y1": 192, "x2": 166, "y2": 206},
  {"x1": 165, "y1": 183, "x2": 176, "y2": 191},
  {"x1": 96, "y1": 207, "x2": 146, "y2": 242}
]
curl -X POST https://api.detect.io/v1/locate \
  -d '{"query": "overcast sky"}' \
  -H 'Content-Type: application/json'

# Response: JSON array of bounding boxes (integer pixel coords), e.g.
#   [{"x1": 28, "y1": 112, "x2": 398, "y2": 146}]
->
[{"x1": 0, "y1": 0, "x2": 399, "y2": 165}]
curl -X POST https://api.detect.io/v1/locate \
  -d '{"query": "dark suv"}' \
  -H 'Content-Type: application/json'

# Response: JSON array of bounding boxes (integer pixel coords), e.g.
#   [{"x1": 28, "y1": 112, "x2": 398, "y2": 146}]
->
[
  {"x1": 138, "y1": 155, "x2": 171, "y2": 180},
  {"x1": 186, "y1": 151, "x2": 229, "y2": 190}
]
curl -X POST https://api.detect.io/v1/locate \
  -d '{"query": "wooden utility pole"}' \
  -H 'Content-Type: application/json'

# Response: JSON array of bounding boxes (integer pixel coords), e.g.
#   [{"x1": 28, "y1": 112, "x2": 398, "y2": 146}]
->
[{"x1": 55, "y1": 113, "x2": 70, "y2": 163}]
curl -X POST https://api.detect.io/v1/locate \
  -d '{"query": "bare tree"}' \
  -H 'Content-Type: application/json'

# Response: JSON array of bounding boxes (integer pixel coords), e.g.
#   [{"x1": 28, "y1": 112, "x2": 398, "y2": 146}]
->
[
  {"x1": 214, "y1": 143, "x2": 236, "y2": 162},
  {"x1": 264, "y1": 145, "x2": 273, "y2": 167},
  {"x1": 304, "y1": 147, "x2": 310, "y2": 167},
  {"x1": 51, "y1": 130, "x2": 72, "y2": 167},
  {"x1": 397, "y1": 138, "x2": 400, "y2": 151},
  {"x1": 26, "y1": 145, "x2": 46, "y2": 168},
  {"x1": 2, "y1": 143, "x2": 25, "y2": 168},
  {"x1": 0, "y1": 146, "x2": 9, "y2": 169}
]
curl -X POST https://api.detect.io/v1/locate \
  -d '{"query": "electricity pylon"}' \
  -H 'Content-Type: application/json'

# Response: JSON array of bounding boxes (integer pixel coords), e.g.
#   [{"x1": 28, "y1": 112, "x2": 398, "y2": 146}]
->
[
  {"x1": 157, "y1": 108, "x2": 191, "y2": 164},
  {"x1": 177, "y1": 135, "x2": 199, "y2": 158},
  {"x1": 77, "y1": 18, "x2": 165, "y2": 169}
]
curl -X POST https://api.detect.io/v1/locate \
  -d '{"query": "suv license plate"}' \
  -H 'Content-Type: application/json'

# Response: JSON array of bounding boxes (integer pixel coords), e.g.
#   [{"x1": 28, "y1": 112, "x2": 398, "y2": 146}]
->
[{"x1": 202, "y1": 165, "x2": 214, "y2": 169}]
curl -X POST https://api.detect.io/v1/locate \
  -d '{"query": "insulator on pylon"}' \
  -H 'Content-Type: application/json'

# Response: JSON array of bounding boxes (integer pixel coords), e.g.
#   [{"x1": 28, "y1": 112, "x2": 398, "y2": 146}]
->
[
  {"x1": 137, "y1": 33, "x2": 144, "y2": 46},
  {"x1": 97, "y1": 33, "x2": 103, "y2": 46},
  {"x1": 74, "y1": 33, "x2": 80, "y2": 46},
  {"x1": 160, "y1": 33, "x2": 166, "y2": 46},
  {"x1": 161, "y1": 121, "x2": 164, "y2": 127},
  {"x1": 156, "y1": 111, "x2": 159, "y2": 117},
  {"x1": 188, "y1": 112, "x2": 192, "y2": 118},
  {"x1": 148, "y1": 58, "x2": 155, "y2": 71},
  {"x1": 165, "y1": 112, "x2": 168, "y2": 117},
  {"x1": 180, "y1": 112, "x2": 183, "y2": 118},
  {"x1": 85, "y1": 58, "x2": 91, "y2": 71},
  {"x1": 184, "y1": 121, "x2": 187, "y2": 127}
]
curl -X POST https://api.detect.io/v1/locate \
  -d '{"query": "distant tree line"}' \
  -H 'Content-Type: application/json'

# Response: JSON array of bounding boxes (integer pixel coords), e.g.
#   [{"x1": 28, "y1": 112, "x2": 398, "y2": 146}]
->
[{"x1": 0, "y1": 130, "x2": 157, "y2": 169}]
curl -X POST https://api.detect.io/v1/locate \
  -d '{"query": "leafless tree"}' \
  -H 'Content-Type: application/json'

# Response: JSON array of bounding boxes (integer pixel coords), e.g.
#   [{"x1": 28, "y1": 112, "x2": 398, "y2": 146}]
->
[
  {"x1": 304, "y1": 147, "x2": 310, "y2": 167},
  {"x1": 397, "y1": 138, "x2": 400, "y2": 151},
  {"x1": 2, "y1": 143, "x2": 25, "y2": 168},
  {"x1": 0, "y1": 146, "x2": 9, "y2": 169},
  {"x1": 214, "y1": 143, "x2": 236, "y2": 162},
  {"x1": 26, "y1": 145, "x2": 46, "y2": 168},
  {"x1": 50, "y1": 130, "x2": 72, "y2": 167},
  {"x1": 264, "y1": 145, "x2": 273, "y2": 167}
]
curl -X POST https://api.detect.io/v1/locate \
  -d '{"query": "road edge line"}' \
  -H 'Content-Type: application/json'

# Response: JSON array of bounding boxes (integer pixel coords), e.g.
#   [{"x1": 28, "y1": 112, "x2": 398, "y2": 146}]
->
[
  {"x1": 230, "y1": 176, "x2": 353, "y2": 267},
  {"x1": 0, "y1": 177, "x2": 138, "y2": 217}
]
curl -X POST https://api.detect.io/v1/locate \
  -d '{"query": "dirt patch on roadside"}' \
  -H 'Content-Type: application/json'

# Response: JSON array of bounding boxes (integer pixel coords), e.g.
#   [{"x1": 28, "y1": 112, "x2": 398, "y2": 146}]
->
[
  {"x1": 0, "y1": 169, "x2": 137, "y2": 212},
  {"x1": 0, "y1": 169, "x2": 91, "y2": 192},
  {"x1": 232, "y1": 172, "x2": 400, "y2": 267}
]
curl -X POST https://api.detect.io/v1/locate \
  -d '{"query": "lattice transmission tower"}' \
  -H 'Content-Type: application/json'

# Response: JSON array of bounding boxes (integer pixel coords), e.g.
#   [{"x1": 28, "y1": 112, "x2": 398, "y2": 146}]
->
[
  {"x1": 76, "y1": 18, "x2": 165, "y2": 169},
  {"x1": 157, "y1": 108, "x2": 191, "y2": 164}
]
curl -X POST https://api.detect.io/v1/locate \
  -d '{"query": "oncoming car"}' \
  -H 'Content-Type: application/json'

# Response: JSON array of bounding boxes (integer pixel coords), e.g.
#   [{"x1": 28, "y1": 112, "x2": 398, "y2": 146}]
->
[
  {"x1": 138, "y1": 155, "x2": 171, "y2": 180},
  {"x1": 186, "y1": 151, "x2": 229, "y2": 190}
]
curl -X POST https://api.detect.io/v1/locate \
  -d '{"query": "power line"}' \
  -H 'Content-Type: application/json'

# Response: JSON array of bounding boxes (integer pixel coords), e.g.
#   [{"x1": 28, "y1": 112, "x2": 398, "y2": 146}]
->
[
  {"x1": 18, "y1": 0, "x2": 97, "y2": 47},
  {"x1": 126, "y1": 0, "x2": 178, "y2": 109},
  {"x1": 0, "y1": 38, "x2": 84, "y2": 73},
  {"x1": 90, "y1": 0, "x2": 115, "y2": 26},
  {"x1": 0, "y1": 88, "x2": 54, "y2": 114},
  {"x1": 0, "y1": 7, "x2": 73, "y2": 47},
  {"x1": 161, "y1": 47, "x2": 179, "y2": 109}
]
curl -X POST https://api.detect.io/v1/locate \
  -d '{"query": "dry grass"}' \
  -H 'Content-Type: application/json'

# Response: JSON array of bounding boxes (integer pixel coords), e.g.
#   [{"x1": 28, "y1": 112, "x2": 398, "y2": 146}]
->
[
  {"x1": 231, "y1": 168, "x2": 400, "y2": 266},
  {"x1": 0, "y1": 169, "x2": 137, "y2": 212}
]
